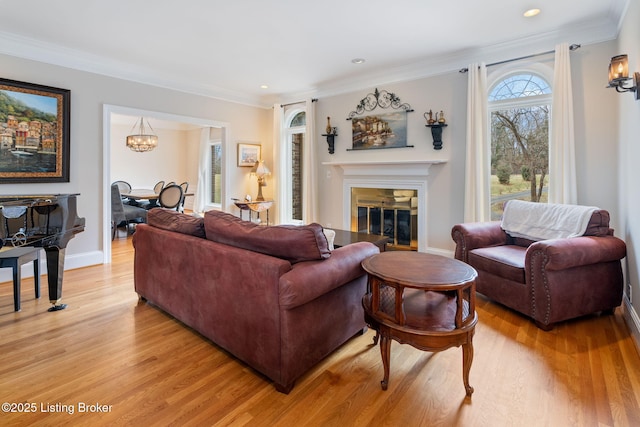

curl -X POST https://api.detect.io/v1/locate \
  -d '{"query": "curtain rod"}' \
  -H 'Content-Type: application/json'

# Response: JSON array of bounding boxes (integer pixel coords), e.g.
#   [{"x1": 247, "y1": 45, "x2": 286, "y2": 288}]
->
[
  {"x1": 280, "y1": 98, "x2": 317, "y2": 108},
  {"x1": 458, "y1": 43, "x2": 581, "y2": 73}
]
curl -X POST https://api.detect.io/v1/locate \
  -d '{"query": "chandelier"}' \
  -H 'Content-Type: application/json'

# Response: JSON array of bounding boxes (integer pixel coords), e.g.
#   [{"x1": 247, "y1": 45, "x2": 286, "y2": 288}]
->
[{"x1": 126, "y1": 117, "x2": 158, "y2": 152}]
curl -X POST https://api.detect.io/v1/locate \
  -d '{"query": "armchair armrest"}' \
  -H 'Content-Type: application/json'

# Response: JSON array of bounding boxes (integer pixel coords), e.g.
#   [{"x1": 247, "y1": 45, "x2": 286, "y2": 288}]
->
[
  {"x1": 452, "y1": 221, "x2": 509, "y2": 262},
  {"x1": 526, "y1": 236, "x2": 627, "y2": 271}
]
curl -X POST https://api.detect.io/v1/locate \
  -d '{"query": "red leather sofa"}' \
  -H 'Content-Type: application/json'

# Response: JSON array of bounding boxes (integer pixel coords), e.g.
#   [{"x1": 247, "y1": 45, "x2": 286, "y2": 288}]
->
[{"x1": 133, "y1": 209, "x2": 378, "y2": 393}]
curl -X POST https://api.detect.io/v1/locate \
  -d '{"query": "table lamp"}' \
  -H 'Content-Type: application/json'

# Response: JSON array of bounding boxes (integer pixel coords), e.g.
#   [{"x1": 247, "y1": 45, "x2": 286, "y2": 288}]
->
[{"x1": 250, "y1": 160, "x2": 270, "y2": 201}]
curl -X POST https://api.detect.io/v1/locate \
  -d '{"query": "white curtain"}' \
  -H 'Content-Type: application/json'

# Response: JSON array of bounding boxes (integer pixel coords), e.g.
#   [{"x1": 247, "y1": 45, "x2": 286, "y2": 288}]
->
[
  {"x1": 464, "y1": 62, "x2": 490, "y2": 222},
  {"x1": 549, "y1": 42, "x2": 577, "y2": 204},
  {"x1": 302, "y1": 98, "x2": 318, "y2": 223},
  {"x1": 193, "y1": 127, "x2": 211, "y2": 214},
  {"x1": 272, "y1": 104, "x2": 285, "y2": 223}
]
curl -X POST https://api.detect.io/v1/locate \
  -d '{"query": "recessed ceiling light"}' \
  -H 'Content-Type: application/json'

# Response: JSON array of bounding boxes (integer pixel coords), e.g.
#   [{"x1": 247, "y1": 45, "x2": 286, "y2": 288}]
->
[
  {"x1": 523, "y1": 8, "x2": 540, "y2": 17},
  {"x1": 260, "y1": 84, "x2": 269, "y2": 89},
  {"x1": 351, "y1": 58, "x2": 366, "y2": 64}
]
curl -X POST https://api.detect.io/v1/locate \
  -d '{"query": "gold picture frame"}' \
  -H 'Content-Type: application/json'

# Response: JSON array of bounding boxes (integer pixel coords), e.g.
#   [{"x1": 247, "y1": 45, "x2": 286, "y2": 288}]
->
[
  {"x1": 237, "y1": 143, "x2": 261, "y2": 167},
  {"x1": 0, "y1": 78, "x2": 71, "y2": 183}
]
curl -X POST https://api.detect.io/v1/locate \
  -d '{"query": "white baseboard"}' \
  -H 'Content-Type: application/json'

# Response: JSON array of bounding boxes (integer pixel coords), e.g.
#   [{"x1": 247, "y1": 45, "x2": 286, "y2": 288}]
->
[
  {"x1": 622, "y1": 296, "x2": 640, "y2": 354},
  {"x1": 0, "y1": 250, "x2": 103, "y2": 282},
  {"x1": 424, "y1": 247, "x2": 455, "y2": 258}
]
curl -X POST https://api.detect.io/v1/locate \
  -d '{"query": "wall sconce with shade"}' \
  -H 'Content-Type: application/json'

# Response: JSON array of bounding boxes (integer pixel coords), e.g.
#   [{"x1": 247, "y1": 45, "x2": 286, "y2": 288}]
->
[
  {"x1": 250, "y1": 160, "x2": 270, "y2": 201},
  {"x1": 126, "y1": 117, "x2": 158, "y2": 152},
  {"x1": 607, "y1": 54, "x2": 639, "y2": 100}
]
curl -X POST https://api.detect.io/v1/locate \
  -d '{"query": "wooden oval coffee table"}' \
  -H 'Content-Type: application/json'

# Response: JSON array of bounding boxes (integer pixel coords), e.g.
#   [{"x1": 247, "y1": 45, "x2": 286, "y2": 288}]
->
[{"x1": 362, "y1": 251, "x2": 478, "y2": 396}]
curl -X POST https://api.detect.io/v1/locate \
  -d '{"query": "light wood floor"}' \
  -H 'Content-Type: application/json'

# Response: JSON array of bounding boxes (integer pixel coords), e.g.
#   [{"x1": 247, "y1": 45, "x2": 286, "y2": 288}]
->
[{"x1": 1, "y1": 237, "x2": 640, "y2": 426}]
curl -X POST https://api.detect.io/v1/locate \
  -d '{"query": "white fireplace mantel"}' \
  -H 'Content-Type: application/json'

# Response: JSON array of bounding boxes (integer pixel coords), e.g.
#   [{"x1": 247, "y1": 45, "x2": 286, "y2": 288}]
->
[
  {"x1": 323, "y1": 160, "x2": 446, "y2": 252},
  {"x1": 322, "y1": 160, "x2": 445, "y2": 177}
]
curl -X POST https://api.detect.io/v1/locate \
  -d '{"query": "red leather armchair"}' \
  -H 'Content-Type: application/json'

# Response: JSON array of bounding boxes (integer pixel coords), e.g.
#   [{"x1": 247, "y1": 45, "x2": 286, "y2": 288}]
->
[{"x1": 451, "y1": 209, "x2": 626, "y2": 330}]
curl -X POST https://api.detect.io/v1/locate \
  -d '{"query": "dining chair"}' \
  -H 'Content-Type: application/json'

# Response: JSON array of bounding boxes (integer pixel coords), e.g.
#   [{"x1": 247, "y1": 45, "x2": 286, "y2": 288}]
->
[
  {"x1": 112, "y1": 180, "x2": 132, "y2": 204},
  {"x1": 158, "y1": 184, "x2": 184, "y2": 211},
  {"x1": 178, "y1": 182, "x2": 189, "y2": 212},
  {"x1": 111, "y1": 184, "x2": 147, "y2": 239},
  {"x1": 137, "y1": 180, "x2": 166, "y2": 210},
  {"x1": 112, "y1": 180, "x2": 132, "y2": 194},
  {"x1": 153, "y1": 181, "x2": 165, "y2": 194}
]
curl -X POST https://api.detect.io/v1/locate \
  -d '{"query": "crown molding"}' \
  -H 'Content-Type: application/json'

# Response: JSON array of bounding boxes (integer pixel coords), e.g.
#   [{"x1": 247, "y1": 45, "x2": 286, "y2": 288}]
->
[
  {"x1": 0, "y1": 12, "x2": 623, "y2": 109},
  {"x1": 0, "y1": 31, "x2": 267, "y2": 108}
]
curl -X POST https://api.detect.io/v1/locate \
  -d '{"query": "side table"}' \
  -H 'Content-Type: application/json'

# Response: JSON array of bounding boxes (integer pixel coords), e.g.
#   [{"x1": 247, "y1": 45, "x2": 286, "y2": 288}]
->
[
  {"x1": 233, "y1": 199, "x2": 273, "y2": 225},
  {"x1": 362, "y1": 251, "x2": 478, "y2": 396}
]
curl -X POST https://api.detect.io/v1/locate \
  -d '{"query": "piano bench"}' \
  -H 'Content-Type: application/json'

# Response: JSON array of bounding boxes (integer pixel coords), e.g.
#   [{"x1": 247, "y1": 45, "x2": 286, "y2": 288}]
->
[{"x1": 0, "y1": 247, "x2": 41, "y2": 312}]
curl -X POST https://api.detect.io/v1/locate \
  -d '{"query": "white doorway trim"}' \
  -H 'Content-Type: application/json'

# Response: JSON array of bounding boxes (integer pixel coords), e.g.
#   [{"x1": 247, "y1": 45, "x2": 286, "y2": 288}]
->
[{"x1": 102, "y1": 104, "x2": 231, "y2": 263}]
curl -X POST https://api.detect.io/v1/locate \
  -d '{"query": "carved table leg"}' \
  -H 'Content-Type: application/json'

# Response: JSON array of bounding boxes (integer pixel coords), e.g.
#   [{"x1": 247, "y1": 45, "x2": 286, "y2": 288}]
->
[
  {"x1": 462, "y1": 341, "x2": 474, "y2": 397},
  {"x1": 380, "y1": 334, "x2": 391, "y2": 390}
]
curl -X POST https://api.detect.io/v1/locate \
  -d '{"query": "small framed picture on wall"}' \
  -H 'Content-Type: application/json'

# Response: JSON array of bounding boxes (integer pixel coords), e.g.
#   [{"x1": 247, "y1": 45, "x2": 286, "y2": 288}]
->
[{"x1": 237, "y1": 143, "x2": 261, "y2": 167}]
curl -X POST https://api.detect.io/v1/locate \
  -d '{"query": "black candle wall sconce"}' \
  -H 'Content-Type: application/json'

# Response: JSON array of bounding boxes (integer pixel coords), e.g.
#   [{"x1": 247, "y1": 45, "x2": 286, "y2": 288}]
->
[{"x1": 424, "y1": 110, "x2": 448, "y2": 150}]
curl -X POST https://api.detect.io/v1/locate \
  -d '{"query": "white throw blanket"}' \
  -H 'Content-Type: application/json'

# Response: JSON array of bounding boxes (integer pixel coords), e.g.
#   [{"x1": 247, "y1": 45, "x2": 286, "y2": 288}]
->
[{"x1": 501, "y1": 200, "x2": 598, "y2": 241}]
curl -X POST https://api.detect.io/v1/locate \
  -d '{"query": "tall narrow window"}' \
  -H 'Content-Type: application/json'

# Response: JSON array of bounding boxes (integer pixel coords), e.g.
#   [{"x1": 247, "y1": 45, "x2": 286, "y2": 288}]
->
[
  {"x1": 210, "y1": 142, "x2": 222, "y2": 205},
  {"x1": 489, "y1": 73, "x2": 551, "y2": 219},
  {"x1": 284, "y1": 110, "x2": 305, "y2": 223}
]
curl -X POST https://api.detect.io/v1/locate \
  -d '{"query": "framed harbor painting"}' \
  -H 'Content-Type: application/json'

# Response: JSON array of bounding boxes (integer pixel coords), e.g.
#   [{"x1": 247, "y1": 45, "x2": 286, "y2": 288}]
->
[
  {"x1": 350, "y1": 111, "x2": 409, "y2": 150},
  {"x1": 0, "y1": 78, "x2": 70, "y2": 183}
]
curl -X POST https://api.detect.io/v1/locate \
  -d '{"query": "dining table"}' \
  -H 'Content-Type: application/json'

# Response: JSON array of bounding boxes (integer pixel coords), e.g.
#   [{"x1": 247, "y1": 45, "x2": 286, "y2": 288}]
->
[
  {"x1": 122, "y1": 188, "x2": 195, "y2": 209},
  {"x1": 121, "y1": 189, "x2": 159, "y2": 207}
]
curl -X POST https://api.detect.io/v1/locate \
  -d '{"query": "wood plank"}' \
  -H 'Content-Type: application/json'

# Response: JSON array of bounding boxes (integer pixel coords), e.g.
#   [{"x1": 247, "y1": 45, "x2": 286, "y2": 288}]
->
[{"x1": 0, "y1": 237, "x2": 639, "y2": 426}]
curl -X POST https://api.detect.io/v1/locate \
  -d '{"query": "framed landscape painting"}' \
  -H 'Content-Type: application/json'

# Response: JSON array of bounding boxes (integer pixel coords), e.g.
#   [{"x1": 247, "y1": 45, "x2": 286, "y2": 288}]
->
[
  {"x1": 237, "y1": 142, "x2": 261, "y2": 167},
  {"x1": 0, "y1": 78, "x2": 70, "y2": 183},
  {"x1": 350, "y1": 111, "x2": 409, "y2": 150}
]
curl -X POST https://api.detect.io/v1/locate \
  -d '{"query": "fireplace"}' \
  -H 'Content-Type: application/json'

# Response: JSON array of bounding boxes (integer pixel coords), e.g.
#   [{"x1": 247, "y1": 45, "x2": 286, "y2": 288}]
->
[
  {"x1": 324, "y1": 160, "x2": 444, "y2": 253},
  {"x1": 351, "y1": 187, "x2": 417, "y2": 249}
]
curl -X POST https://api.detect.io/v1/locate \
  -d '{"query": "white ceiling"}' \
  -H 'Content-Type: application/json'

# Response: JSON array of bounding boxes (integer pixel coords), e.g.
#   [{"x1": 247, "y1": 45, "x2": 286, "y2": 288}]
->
[{"x1": 0, "y1": 0, "x2": 629, "y2": 107}]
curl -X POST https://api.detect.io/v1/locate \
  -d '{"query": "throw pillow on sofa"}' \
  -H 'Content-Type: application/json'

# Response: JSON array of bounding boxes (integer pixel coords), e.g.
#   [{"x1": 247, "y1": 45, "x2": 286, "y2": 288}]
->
[{"x1": 204, "y1": 210, "x2": 331, "y2": 263}]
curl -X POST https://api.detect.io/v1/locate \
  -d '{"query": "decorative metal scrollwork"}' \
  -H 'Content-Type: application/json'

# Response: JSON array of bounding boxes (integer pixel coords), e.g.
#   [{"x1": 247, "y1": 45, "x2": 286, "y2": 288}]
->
[
  {"x1": 11, "y1": 228, "x2": 27, "y2": 246},
  {"x1": 346, "y1": 88, "x2": 414, "y2": 120}
]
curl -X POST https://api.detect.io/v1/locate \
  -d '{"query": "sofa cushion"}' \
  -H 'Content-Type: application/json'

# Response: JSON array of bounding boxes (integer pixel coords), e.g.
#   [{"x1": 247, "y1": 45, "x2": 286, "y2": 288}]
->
[
  {"x1": 584, "y1": 210, "x2": 612, "y2": 236},
  {"x1": 204, "y1": 210, "x2": 331, "y2": 264},
  {"x1": 468, "y1": 245, "x2": 526, "y2": 283},
  {"x1": 147, "y1": 208, "x2": 205, "y2": 238}
]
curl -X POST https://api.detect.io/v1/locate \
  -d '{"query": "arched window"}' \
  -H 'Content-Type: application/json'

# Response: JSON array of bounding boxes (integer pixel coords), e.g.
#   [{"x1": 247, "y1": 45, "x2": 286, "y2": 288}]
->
[
  {"x1": 489, "y1": 74, "x2": 550, "y2": 101},
  {"x1": 290, "y1": 111, "x2": 306, "y2": 127},
  {"x1": 283, "y1": 109, "x2": 306, "y2": 223},
  {"x1": 488, "y1": 72, "x2": 552, "y2": 219}
]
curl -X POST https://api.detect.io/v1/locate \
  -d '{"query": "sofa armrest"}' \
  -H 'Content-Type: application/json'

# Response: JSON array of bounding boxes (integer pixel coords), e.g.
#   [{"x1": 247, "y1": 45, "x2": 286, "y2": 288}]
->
[
  {"x1": 279, "y1": 242, "x2": 380, "y2": 309},
  {"x1": 526, "y1": 236, "x2": 627, "y2": 271},
  {"x1": 452, "y1": 221, "x2": 509, "y2": 262}
]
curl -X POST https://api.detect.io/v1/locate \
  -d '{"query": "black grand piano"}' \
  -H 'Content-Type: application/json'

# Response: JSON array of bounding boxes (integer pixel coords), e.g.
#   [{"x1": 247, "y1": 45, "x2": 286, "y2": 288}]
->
[{"x1": 0, "y1": 194, "x2": 85, "y2": 311}]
